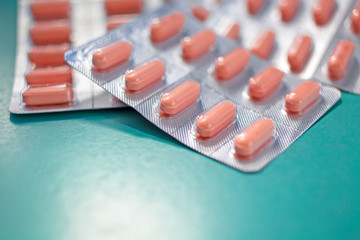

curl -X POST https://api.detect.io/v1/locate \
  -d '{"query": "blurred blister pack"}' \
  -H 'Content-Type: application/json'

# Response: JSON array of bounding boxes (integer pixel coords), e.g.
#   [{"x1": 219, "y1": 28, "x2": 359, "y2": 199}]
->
[
  {"x1": 9, "y1": 0, "x2": 164, "y2": 114},
  {"x1": 65, "y1": 3, "x2": 340, "y2": 172}
]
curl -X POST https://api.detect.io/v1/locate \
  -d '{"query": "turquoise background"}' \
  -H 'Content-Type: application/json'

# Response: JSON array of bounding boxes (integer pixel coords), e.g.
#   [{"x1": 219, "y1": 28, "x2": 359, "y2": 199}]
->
[{"x1": 1, "y1": 1, "x2": 360, "y2": 239}]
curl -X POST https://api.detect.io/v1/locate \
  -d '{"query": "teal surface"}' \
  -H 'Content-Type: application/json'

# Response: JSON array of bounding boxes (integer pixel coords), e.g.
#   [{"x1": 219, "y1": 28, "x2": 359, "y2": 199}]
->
[{"x1": 1, "y1": 1, "x2": 360, "y2": 239}]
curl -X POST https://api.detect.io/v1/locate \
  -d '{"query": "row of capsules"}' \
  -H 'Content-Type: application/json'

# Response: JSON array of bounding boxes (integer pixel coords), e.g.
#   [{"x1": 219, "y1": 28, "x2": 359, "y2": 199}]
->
[
  {"x1": 22, "y1": 0, "x2": 74, "y2": 108},
  {"x1": 313, "y1": 0, "x2": 360, "y2": 94},
  {"x1": 206, "y1": 0, "x2": 355, "y2": 80},
  {"x1": 65, "y1": 3, "x2": 340, "y2": 172}
]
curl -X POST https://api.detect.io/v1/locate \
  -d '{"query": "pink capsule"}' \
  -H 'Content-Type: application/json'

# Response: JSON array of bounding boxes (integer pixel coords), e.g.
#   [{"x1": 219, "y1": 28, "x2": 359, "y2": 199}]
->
[
  {"x1": 92, "y1": 42, "x2": 132, "y2": 72},
  {"x1": 287, "y1": 35, "x2": 313, "y2": 73},
  {"x1": 30, "y1": 0, "x2": 70, "y2": 20},
  {"x1": 30, "y1": 21, "x2": 71, "y2": 45},
  {"x1": 196, "y1": 102, "x2": 236, "y2": 140},
  {"x1": 248, "y1": 66, "x2": 283, "y2": 100},
  {"x1": 26, "y1": 66, "x2": 72, "y2": 86},
  {"x1": 250, "y1": 30, "x2": 275, "y2": 60},
  {"x1": 105, "y1": 0, "x2": 143, "y2": 15},
  {"x1": 285, "y1": 81, "x2": 320, "y2": 114},
  {"x1": 234, "y1": 119, "x2": 274, "y2": 157},
  {"x1": 351, "y1": 2, "x2": 360, "y2": 34},
  {"x1": 247, "y1": 0, "x2": 265, "y2": 15},
  {"x1": 278, "y1": 0, "x2": 300, "y2": 22},
  {"x1": 150, "y1": 12, "x2": 185, "y2": 43},
  {"x1": 312, "y1": 0, "x2": 335, "y2": 26},
  {"x1": 181, "y1": 30, "x2": 216, "y2": 61},
  {"x1": 125, "y1": 60, "x2": 165, "y2": 93},
  {"x1": 327, "y1": 40, "x2": 354, "y2": 81},
  {"x1": 215, "y1": 48, "x2": 251, "y2": 81},
  {"x1": 28, "y1": 44, "x2": 69, "y2": 67},
  {"x1": 159, "y1": 81, "x2": 201, "y2": 118},
  {"x1": 192, "y1": 6, "x2": 210, "y2": 22},
  {"x1": 22, "y1": 84, "x2": 74, "y2": 106}
]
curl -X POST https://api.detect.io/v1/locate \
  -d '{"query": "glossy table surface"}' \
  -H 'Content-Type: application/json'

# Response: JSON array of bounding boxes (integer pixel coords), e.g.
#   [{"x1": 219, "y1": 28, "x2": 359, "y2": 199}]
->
[{"x1": 1, "y1": 1, "x2": 360, "y2": 240}]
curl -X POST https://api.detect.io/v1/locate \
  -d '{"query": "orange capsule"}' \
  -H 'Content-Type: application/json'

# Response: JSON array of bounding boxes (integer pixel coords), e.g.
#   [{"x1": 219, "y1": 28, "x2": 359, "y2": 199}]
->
[
  {"x1": 250, "y1": 30, "x2": 275, "y2": 60},
  {"x1": 246, "y1": 0, "x2": 265, "y2": 15},
  {"x1": 196, "y1": 102, "x2": 236, "y2": 140},
  {"x1": 287, "y1": 35, "x2": 313, "y2": 73},
  {"x1": 182, "y1": 30, "x2": 216, "y2": 61},
  {"x1": 159, "y1": 81, "x2": 201, "y2": 117},
  {"x1": 224, "y1": 22, "x2": 240, "y2": 40},
  {"x1": 25, "y1": 66, "x2": 72, "y2": 86},
  {"x1": 351, "y1": 2, "x2": 360, "y2": 34},
  {"x1": 234, "y1": 119, "x2": 274, "y2": 157},
  {"x1": 285, "y1": 81, "x2": 320, "y2": 114},
  {"x1": 105, "y1": 0, "x2": 143, "y2": 15},
  {"x1": 22, "y1": 84, "x2": 74, "y2": 106},
  {"x1": 312, "y1": 0, "x2": 335, "y2": 26},
  {"x1": 248, "y1": 66, "x2": 283, "y2": 100},
  {"x1": 215, "y1": 48, "x2": 251, "y2": 81},
  {"x1": 327, "y1": 40, "x2": 354, "y2": 81},
  {"x1": 28, "y1": 44, "x2": 69, "y2": 67},
  {"x1": 278, "y1": 0, "x2": 300, "y2": 22},
  {"x1": 92, "y1": 42, "x2": 132, "y2": 72},
  {"x1": 192, "y1": 6, "x2": 210, "y2": 22},
  {"x1": 107, "y1": 14, "x2": 137, "y2": 31},
  {"x1": 150, "y1": 12, "x2": 185, "y2": 43},
  {"x1": 30, "y1": 21, "x2": 71, "y2": 46},
  {"x1": 125, "y1": 60, "x2": 165, "y2": 92},
  {"x1": 30, "y1": 0, "x2": 70, "y2": 21}
]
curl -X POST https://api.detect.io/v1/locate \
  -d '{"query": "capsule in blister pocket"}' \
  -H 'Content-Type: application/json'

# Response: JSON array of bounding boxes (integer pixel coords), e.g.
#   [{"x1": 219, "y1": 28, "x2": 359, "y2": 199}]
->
[
  {"x1": 92, "y1": 42, "x2": 132, "y2": 72},
  {"x1": 351, "y1": 2, "x2": 360, "y2": 34},
  {"x1": 181, "y1": 30, "x2": 216, "y2": 61},
  {"x1": 125, "y1": 60, "x2": 165, "y2": 93},
  {"x1": 30, "y1": 21, "x2": 72, "y2": 45},
  {"x1": 192, "y1": 6, "x2": 210, "y2": 22},
  {"x1": 105, "y1": 0, "x2": 143, "y2": 15},
  {"x1": 150, "y1": 12, "x2": 185, "y2": 43},
  {"x1": 287, "y1": 35, "x2": 313, "y2": 73},
  {"x1": 215, "y1": 48, "x2": 250, "y2": 81},
  {"x1": 30, "y1": 0, "x2": 70, "y2": 21},
  {"x1": 248, "y1": 66, "x2": 283, "y2": 100},
  {"x1": 250, "y1": 30, "x2": 275, "y2": 60},
  {"x1": 312, "y1": 0, "x2": 335, "y2": 26},
  {"x1": 278, "y1": 0, "x2": 300, "y2": 23},
  {"x1": 285, "y1": 81, "x2": 320, "y2": 115},
  {"x1": 246, "y1": 0, "x2": 265, "y2": 15},
  {"x1": 28, "y1": 44, "x2": 69, "y2": 67},
  {"x1": 234, "y1": 119, "x2": 274, "y2": 158},
  {"x1": 196, "y1": 102, "x2": 236, "y2": 140},
  {"x1": 159, "y1": 81, "x2": 201, "y2": 118},
  {"x1": 327, "y1": 40, "x2": 354, "y2": 81},
  {"x1": 25, "y1": 66, "x2": 72, "y2": 86}
]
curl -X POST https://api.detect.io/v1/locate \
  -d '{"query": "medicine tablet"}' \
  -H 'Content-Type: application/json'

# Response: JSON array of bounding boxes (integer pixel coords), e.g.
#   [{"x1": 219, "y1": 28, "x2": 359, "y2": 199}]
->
[
  {"x1": 26, "y1": 66, "x2": 72, "y2": 86},
  {"x1": 312, "y1": 0, "x2": 335, "y2": 26},
  {"x1": 351, "y1": 2, "x2": 360, "y2": 34},
  {"x1": 215, "y1": 48, "x2": 250, "y2": 81},
  {"x1": 249, "y1": 66, "x2": 283, "y2": 100},
  {"x1": 234, "y1": 119, "x2": 274, "y2": 157},
  {"x1": 285, "y1": 81, "x2": 320, "y2": 114},
  {"x1": 181, "y1": 30, "x2": 216, "y2": 61},
  {"x1": 246, "y1": 0, "x2": 265, "y2": 15},
  {"x1": 125, "y1": 60, "x2": 165, "y2": 92},
  {"x1": 224, "y1": 22, "x2": 240, "y2": 40},
  {"x1": 22, "y1": 84, "x2": 74, "y2": 106},
  {"x1": 287, "y1": 35, "x2": 313, "y2": 73},
  {"x1": 92, "y1": 42, "x2": 132, "y2": 72},
  {"x1": 30, "y1": 0, "x2": 70, "y2": 21},
  {"x1": 196, "y1": 102, "x2": 236, "y2": 140},
  {"x1": 105, "y1": 0, "x2": 143, "y2": 15},
  {"x1": 150, "y1": 12, "x2": 185, "y2": 43},
  {"x1": 250, "y1": 30, "x2": 275, "y2": 60},
  {"x1": 327, "y1": 40, "x2": 354, "y2": 81},
  {"x1": 159, "y1": 81, "x2": 201, "y2": 118},
  {"x1": 278, "y1": 0, "x2": 300, "y2": 22},
  {"x1": 192, "y1": 6, "x2": 210, "y2": 22},
  {"x1": 107, "y1": 14, "x2": 137, "y2": 31},
  {"x1": 28, "y1": 44, "x2": 69, "y2": 67},
  {"x1": 30, "y1": 21, "x2": 71, "y2": 45}
]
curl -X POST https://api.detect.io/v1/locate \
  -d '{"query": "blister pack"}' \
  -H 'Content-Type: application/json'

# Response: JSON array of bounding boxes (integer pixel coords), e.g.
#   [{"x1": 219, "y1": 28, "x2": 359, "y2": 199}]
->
[
  {"x1": 206, "y1": 0, "x2": 355, "y2": 80},
  {"x1": 314, "y1": 0, "x2": 360, "y2": 94},
  {"x1": 65, "y1": 3, "x2": 340, "y2": 172},
  {"x1": 9, "y1": 0, "x2": 164, "y2": 114}
]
